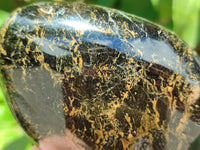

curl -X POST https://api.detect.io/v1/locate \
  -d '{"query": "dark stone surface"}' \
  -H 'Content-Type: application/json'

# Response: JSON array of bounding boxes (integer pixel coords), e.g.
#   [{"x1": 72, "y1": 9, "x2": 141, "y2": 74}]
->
[{"x1": 0, "y1": 2, "x2": 200, "y2": 149}]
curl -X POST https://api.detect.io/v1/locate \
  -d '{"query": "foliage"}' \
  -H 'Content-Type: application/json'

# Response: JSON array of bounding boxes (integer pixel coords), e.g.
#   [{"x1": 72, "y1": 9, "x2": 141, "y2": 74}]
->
[
  {"x1": 172, "y1": 0, "x2": 199, "y2": 48},
  {"x1": 0, "y1": 0, "x2": 199, "y2": 150},
  {"x1": 0, "y1": 89, "x2": 33, "y2": 150}
]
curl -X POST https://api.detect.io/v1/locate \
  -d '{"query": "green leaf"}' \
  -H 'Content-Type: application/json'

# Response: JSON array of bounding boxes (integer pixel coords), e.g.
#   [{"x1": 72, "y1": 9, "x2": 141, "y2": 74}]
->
[
  {"x1": 0, "y1": 10, "x2": 9, "y2": 26},
  {"x1": 172, "y1": 0, "x2": 200, "y2": 48},
  {"x1": 151, "y1": 0, "x2": 172, "y2": 30},
  {"x1": 150, "y1": 0, "x2": 160, "y2": 9},
  {"x1": 189, "y1": 134, "x2": 200, "y2": 150},
  {"x1": 120, "y1": 0, "x2": 158, "y2": 22},
  {"x1": 0, "y1": 91, "x2": 4, "y2": 102},
  {"x1": 95, "y1": 0, "x2": 116, "y2": 7},
  {"x1": 3, "y1": 135, "x2": 32, "y2": 150},
  {"x1": 0, "y1": 103, "x2": 20, "y2": 149},
  {"x1": 0, "y1": 0, "x2": 16, "y2": 12},
  {"x1": 0, "y1": 102, "x2": 34, "y2": 150}
]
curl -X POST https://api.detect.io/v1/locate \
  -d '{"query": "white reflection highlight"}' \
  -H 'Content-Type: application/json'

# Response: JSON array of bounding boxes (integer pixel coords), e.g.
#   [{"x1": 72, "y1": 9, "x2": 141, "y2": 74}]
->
[{"x1": 61, "y1": 20, "x2": 99, "y2": 31}]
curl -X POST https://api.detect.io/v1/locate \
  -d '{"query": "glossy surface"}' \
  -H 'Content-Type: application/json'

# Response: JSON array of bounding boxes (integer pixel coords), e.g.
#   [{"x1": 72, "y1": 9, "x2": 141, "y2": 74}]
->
[{"x1": 0, "y1": 2, "x2": 200, "y2": 150}]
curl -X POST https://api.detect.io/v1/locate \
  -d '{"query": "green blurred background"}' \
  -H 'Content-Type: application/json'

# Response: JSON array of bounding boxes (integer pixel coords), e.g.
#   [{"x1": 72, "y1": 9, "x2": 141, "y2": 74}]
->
[{"x1": 0, "y1": 0, "x2": 199, "y2": 150}]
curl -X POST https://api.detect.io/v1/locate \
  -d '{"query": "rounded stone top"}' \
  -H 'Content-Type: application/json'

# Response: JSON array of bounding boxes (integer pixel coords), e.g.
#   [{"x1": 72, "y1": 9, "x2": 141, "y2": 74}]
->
[{"x1": 0, "y1": 2, "x2": 200, "y2": 150}]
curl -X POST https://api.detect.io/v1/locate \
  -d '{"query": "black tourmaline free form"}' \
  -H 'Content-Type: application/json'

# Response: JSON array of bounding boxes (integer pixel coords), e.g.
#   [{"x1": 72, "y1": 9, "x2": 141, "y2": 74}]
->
[{"x1": 0, "y1": 2, "x2": 200, "y2": 150}]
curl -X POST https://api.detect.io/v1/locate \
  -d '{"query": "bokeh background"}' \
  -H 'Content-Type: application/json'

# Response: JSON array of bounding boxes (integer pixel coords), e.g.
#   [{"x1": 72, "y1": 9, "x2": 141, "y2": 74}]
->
[{"x1": 0, "y1": 0, "x2": 199, "y2": 150}]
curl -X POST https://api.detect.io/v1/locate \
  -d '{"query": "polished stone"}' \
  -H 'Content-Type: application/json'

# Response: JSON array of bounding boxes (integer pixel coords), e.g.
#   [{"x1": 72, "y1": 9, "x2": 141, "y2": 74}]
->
[{"x1": 0, "y1": 2, "x2": 200, "y2": 150}]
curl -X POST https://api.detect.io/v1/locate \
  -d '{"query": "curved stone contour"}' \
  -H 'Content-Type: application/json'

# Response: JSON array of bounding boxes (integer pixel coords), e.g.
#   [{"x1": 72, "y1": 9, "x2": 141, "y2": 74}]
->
[{"x1": 0, "y1": 2, "x2": 200, "y2": 150}]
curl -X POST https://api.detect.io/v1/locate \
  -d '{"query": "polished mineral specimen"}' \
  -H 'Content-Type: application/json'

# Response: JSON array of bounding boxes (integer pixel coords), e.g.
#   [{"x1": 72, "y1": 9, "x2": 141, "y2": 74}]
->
[{"x1": 0, "y1": 2, "x2": 200, "y2": 150}]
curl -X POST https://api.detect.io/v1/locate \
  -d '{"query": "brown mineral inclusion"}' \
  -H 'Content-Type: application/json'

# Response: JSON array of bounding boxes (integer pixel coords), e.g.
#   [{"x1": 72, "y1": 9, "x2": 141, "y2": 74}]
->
[{"x1": 0, "y1": 2, "x2": 200, "y2": 150}]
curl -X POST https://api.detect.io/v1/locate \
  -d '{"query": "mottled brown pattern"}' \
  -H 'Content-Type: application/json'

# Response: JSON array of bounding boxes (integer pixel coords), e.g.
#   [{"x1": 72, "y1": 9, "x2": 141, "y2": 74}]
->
[{"x1": 0, "y1": 2, "x2": 200, "y2": 150}]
